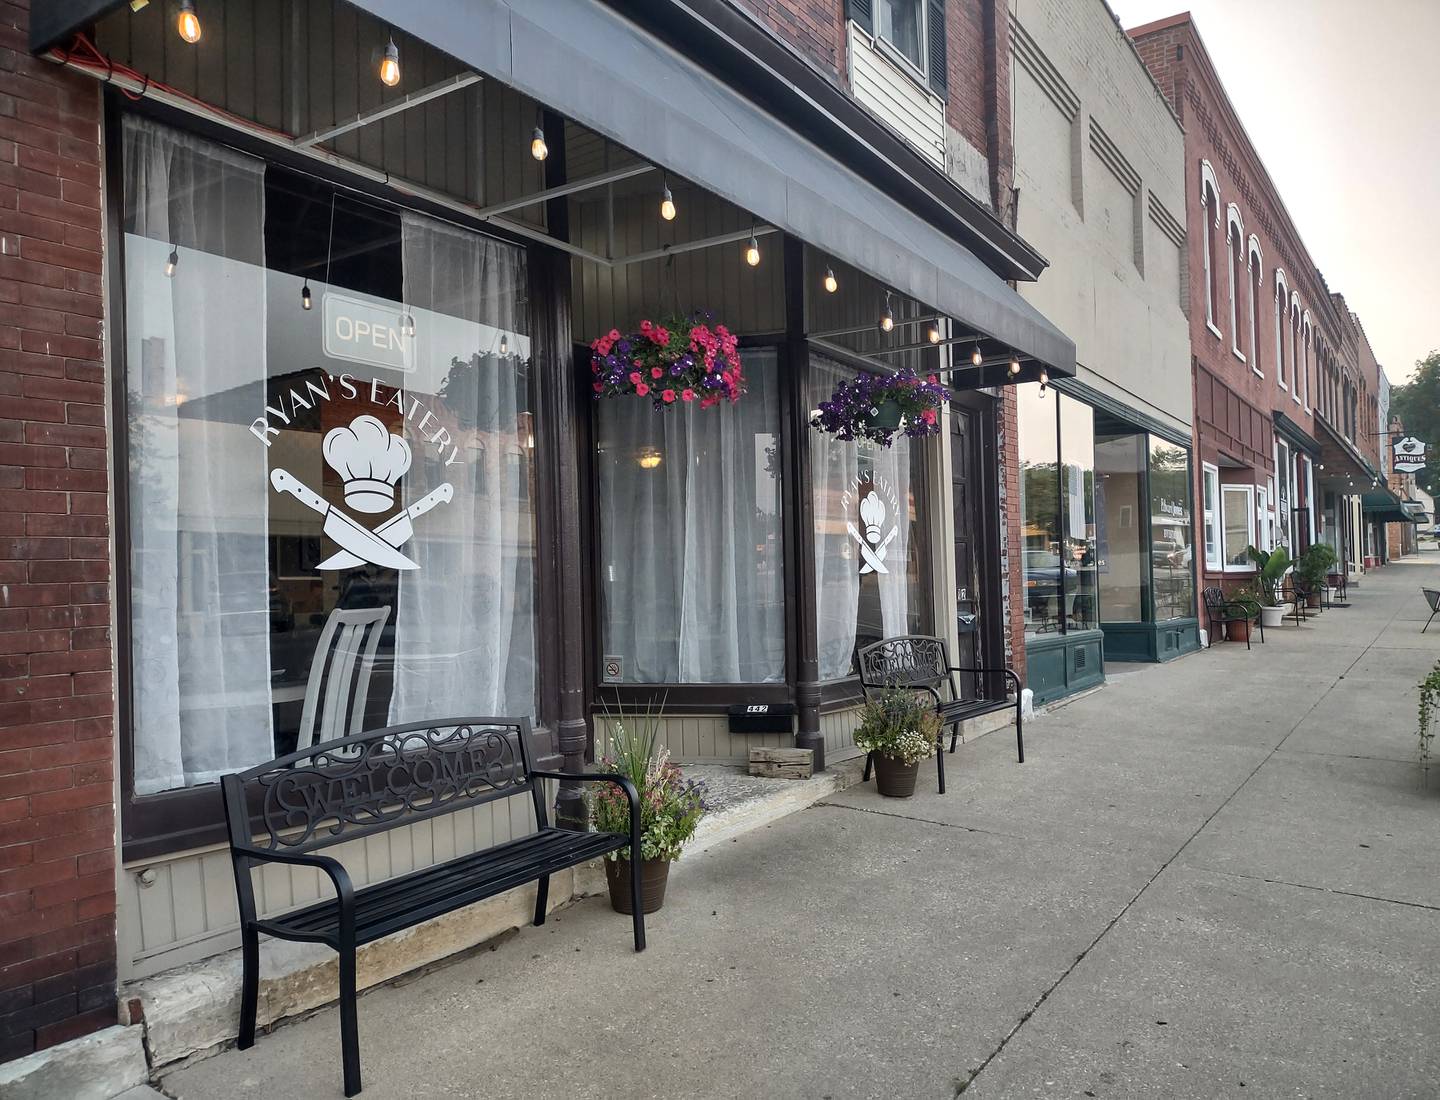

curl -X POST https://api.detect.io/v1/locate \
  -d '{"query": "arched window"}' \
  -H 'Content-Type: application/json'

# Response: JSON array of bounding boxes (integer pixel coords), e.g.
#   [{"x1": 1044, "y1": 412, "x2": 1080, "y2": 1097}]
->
[
  {"x1": 1290, "y1": 294, "x2": 1302, "y2": 405},
  {"x1": 1200, "y1": 162, "x2": 1221, "y2": 335},
  {"x1": 1274, "y1": 269, "x2": 1289, "y2": 389},
  {"x1": 1301, "y1": 312, "x2": 1312, "y2": 410},
  {"x1": 1247, "y1": 235, "x2": 1263, "y2": 374},
  {"x1": 1226, "y1": 204, "x2": 1244, "y2": 358}
]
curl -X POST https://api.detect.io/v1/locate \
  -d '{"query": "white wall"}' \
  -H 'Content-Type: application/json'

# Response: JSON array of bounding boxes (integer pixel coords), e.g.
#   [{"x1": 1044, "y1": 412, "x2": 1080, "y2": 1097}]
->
[{"x1": 1008, "y1": 0, "x2": 1192, "y2": 436}]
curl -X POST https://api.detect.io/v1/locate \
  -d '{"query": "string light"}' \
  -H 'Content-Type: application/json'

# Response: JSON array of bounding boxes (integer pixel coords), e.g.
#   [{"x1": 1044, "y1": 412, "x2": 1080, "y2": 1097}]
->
[
  {"x1": 971, "y1": 345, "x2": 983, "y2": 367},
  {"x1": 499, "y1": 333, "x2": 509, "y2": 356},
  {"x1": 878, "y1": 291, "x2": 894, "y2": 333},
  {"x1": 530, "y1": 126, "x2": 548, "y2": 162},
  {"x1": 1038, "y1": 367, "x2": 1049, "y2": 394},
  {"x1": 379, "y1": 36, "x2": 401, "y2": 87},
  {"x1": 176, "y1": 0, "x2": 201, "y2": 44},
  {"x1": 1008, "y1": 354, "x2": 1021, "y2": 376},
  {"x1": 301, "y1": 279, "x2": 312, "y2": 310},
  {"x1": 401, "y1": 314, "x2": 416, "y2": 338},
  {"x1": 660, "y1": 182, "x2": 676, "y2": 222},
  {"x1": 164, "y1": 246, "x2": 178, "y2": 278},
  {"x1": 927, "y1": 320, "x2": 943, "y2": 344},
  {"x1": 744, "y1": 230, "x2": 761, "y2": 267},
  {"x1": 823, "y1": 267, "x2": 838, "y2": 294}
]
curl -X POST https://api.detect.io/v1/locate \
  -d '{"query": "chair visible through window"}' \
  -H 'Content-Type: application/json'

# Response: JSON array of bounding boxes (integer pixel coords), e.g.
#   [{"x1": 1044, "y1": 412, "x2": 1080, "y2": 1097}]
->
[{"x1": 297, "y1": 606, "x2": 391, "y2": 750}]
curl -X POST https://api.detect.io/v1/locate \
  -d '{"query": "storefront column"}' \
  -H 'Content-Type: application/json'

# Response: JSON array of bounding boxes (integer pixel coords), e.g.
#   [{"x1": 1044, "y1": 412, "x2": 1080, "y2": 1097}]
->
[
  {"x1": 783, "y1": 235, "x2": 824, "y2": 770},
  {"x1": 531, "y1": 110, "x2": 590, "y2": 829}
]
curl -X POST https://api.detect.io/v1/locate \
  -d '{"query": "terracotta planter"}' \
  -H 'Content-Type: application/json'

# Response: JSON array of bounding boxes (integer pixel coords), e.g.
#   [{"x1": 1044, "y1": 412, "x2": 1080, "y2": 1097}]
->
[
  {"x1": 872, "y1": 753, "x2": 920, "y2": 798},
  {"x1": 604, "y1": 856, "x2": 670, "y2": 914},
  {"x1": 1227, "y1": 617, "x2": 1252, "y2": 643},
  {"x1": 1306, "y1": 593, "x2": 1321, "y2": 609}
]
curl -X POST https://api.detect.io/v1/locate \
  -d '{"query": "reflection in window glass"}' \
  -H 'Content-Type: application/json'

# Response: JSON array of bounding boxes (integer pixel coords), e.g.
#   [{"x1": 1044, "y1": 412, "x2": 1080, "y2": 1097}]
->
[
  {"x1": 1222, "y1": 485, "x2": 1255, "y2": 568},
  {"x1": 121, "y1": 117, "x2": 538, "y2": 795},
  {"x1": 1016, "y1": 384, "x2": 1061, "y2": 637},
  {"x1": 1149, "y1": 438, "x2": 1194, "y2": 620},
  {"x1": 811, "y1": 355, "x2": 926, "y2": 678},
  {"x1": 597, "y1": 349, "x2": 784, "y2": 683},
  {"x1": 1059, "y1": 396, "x2": 1097, "y2": 630},
  {"x1": 1095, "y1": 422, "x2": 1147, "y2": 623}
]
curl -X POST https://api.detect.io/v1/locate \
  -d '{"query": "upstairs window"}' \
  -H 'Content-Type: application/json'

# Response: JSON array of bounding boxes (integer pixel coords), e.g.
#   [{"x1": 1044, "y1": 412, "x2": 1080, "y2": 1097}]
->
[
  {"x1": 1200, "y1": 167, "x2": 1221, "y2": 333},
  {"x1": 876, "y1": 0, "x2": 925, "y2": 72}
]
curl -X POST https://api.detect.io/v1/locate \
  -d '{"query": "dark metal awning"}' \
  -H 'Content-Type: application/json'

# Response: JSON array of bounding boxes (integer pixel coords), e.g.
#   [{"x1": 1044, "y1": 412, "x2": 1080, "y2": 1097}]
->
[
  {"x1": 1273, "y1": 411, "x2": 1321, "y2": 460},
  {"x1": 1361, "y1": 487, "x2": 1410, "y2": 523}
]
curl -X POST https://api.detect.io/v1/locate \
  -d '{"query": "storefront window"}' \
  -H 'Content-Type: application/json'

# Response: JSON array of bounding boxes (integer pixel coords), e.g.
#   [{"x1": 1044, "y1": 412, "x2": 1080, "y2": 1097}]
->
[
  {"x1": 122, "y1": 118, "x2": 537, "y2": 795},
  {"x1": 596, "y1": 349, "x2": 785, "y2": 683},
  {"x1": 1017, "y1": 384, "x2": 1061, "y2": 636},
  {"x1": 1095, "y1": 418, "x2": 1148, "y2": 622},
  {"x1": 811, "y1": 355, "x2": 927, "y2": 678},
  {"x1": 1060, "y1": 396, "x2": 1098, "y2": 630},
  {"x1": 1202, "y1": 463, "x2": 1221, "y2": 570},
  {"x1": 1149, "y1": 438, "x2": 1194, "y2": 620},
  {"x1": 1222, "y1": 484, "x2": 1255, "y2": 568}
]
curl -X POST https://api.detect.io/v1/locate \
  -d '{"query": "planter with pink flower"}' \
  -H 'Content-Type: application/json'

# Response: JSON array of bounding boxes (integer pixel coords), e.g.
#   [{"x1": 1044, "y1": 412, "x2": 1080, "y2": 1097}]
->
[
  {"x1": 589, "y1": 314, "x2": 746, "y2": 409},
  {"x1": 810, "y1": 369, "x2": 949, "y2": 447}
]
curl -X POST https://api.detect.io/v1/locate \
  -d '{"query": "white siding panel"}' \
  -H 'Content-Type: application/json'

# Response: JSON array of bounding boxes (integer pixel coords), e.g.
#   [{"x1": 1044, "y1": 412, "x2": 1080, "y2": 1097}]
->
[{"x1": 847, "y1": 26, "x2": 945, "y2": 168}]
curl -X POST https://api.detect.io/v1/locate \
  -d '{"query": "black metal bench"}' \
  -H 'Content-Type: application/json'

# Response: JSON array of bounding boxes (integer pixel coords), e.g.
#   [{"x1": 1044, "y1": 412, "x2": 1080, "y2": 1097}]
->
[
  {"x1": 857, "y1": 635, "x2": 1023, "y2": 794},
  {"x1": 1423, "y1": 588, "x2": 1440, "y2": 633},
  {"x1": 221, "y1": 717, "x2": 641, "y2": 1097},
  {"x1": 1202, "y1": 586, "x2": 1263, "y2": 648},
  {"x1": 1285, "y1": 575, "x2": 1317, "y2": 624}
]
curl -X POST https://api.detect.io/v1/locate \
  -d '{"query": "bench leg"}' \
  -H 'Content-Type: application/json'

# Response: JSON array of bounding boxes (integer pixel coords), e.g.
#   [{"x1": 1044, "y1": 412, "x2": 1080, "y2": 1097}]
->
[
  {"x1": 533, "y1": 874, "x2": 550, "y2": 927},
  {"x1": 238, "y1": 923, "x2": 258, "y2": 1050},
  {"x1": 862, "y1": 751, "x2": 873, "y2": 783},
  {"x1": 935, "y1": 731, "x2": 945, "y2": 795},
  {"x1": 629, "y1": 852, "x2": 646, "y2": 953},
  {"x1": 339, "y1": 949, "x2": 361, "y2": 1097},
  {"x1": 1015, "y1": 698, "x2": 1024, "y2": 764},
  {"x1": 948, "y1": 722, "x2": 960, "y2": 754}
]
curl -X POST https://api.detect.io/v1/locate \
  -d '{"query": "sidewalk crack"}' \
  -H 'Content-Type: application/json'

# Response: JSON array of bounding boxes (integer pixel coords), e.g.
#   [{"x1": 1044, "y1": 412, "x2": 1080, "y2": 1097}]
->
[
  {"x1": 1182, "y1": 865, "x2": 1440, "y2": 913},
  {"x1": 812, "y1": 800, "x2": 1025, "y2": 840}
]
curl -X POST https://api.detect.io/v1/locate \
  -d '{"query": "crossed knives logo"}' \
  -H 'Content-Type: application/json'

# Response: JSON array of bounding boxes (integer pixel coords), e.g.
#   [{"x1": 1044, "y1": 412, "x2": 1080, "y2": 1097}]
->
[
  {"x1": 269, "y1": 414, "x2": 452, "y2": 571},
  {"x1": 848, "y1": 480, "x2": 898, "y2": 575}
]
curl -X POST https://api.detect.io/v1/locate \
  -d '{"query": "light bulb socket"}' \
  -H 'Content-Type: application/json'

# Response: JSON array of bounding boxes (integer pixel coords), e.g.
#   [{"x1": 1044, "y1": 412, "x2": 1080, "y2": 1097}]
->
[{"x1": 531, "y1": 127, "x2": 548, "y2": 161}]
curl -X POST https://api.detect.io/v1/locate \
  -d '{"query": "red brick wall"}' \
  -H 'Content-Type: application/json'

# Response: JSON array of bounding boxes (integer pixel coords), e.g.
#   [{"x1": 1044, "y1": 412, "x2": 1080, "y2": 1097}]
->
[
  {"x1": 0, "y1": 0, "x2": 118, "y2": 1061},
  {"x1": 734, "y1": 0, "x2": 846, "y2": 75}
]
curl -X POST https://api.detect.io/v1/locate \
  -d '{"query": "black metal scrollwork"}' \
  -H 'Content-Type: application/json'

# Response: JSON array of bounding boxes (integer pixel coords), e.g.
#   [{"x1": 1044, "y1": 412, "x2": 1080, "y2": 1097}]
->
[
  {"x1": 254, "y1": 724, "x2": 522, "y2": 852},
  {"x1": 859, "y1": 636, "x2": 946, "y2": 687}
]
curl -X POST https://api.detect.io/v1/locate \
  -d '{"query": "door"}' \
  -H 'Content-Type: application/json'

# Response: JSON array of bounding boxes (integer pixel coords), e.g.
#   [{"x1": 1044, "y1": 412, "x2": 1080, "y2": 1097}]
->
[{"x1": 951, "y1": 404, "x2": 982, "y2": 670}]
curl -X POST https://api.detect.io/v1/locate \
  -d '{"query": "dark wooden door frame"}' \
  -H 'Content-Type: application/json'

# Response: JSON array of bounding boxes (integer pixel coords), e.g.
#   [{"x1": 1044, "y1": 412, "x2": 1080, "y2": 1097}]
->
[{"x1": 950, "y1": 390, "x2": 1004, "y2": 688}]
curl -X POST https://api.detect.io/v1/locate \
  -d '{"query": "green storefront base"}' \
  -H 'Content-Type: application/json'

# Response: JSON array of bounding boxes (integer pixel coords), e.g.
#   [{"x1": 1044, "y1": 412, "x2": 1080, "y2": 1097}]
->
[
  {"x1": 1101, "y1": 618, "x2": 1200, "y2": 663},
  {"x1": 1025, "y1": 629, "x2": 1106, "y2": 706}
]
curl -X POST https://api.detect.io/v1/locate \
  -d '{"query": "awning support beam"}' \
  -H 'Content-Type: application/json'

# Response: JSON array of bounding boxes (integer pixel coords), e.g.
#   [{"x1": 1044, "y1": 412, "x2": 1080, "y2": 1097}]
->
[
  {"x1": 611, "y1": 225, "x2": 779, "y2": 267},
  {"x1": 472, "y1": 163, "x2": 655, "y2": 219},
  {"x1": 295, "y1": 73, "x2": 483, "y2": 148}
]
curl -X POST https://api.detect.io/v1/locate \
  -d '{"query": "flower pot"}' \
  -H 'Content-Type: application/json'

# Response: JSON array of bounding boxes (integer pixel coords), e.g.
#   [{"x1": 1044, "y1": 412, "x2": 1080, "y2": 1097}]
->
[
  {"x1": 865, "y1": 399, "x2": 904, "y2": 433},
  {"x1": 1259, "y1": 605, "x2": 1286, "y2": 628},
  {"x1": 872, "y1": 753, "x2": 920, "y2": 798},
  {"x1": 604, "y1": 856, "x2": 670, "y2": 914},
  {"x1": 1227, "y1": 618, "x2": 1252, "y2": 643},
  {"x1": 1306, "y1": 593, "x2": 1321, "y2": 609}
]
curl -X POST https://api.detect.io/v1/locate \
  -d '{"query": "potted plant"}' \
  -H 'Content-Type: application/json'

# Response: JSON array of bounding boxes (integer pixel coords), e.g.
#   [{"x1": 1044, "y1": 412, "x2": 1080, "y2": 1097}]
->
[
  {"x1": 590, "y1": 701, "x2": 706, "y2": 915},
  {"x1": 853, "y1": 688, "x2": 941, "y2": 797},
  {"x1": 1418, "y1": 658, "x2": 1440, "y2": 780},
  {"x1": 811, "y1": 369, "x2": 950, "y2": 447},
  {"x1": 1227, "y1": 583, "x2": 1260, "y2": 643},
  {"x1": 589, "y1": 313, "x2": 745, "y2": 409},
  {"x1": 1247, "y1": 544, "x2": 1292, "y2": 628},
  {"x1": 1296, "y1": 543, "x2": 1337, "y2": 609}
]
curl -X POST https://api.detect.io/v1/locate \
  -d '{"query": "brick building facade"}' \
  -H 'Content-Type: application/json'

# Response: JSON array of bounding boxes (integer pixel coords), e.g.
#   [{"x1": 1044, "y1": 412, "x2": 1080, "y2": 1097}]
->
[{"x1": 0, "y1": 0, "x2": 118, "y2": 1059}]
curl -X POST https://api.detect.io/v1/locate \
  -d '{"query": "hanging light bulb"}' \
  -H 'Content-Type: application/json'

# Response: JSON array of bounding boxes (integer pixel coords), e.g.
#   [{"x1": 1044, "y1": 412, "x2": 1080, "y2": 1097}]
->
[
  {"x1": 1008, "y1": 354, "x2": 1021, "y2": 376},
  {"x1": 401, "y1": 313, "x2": 416, "y2": 338},
  {"x1": 499, "y1": 333, "x2": 509, "y2": 356},
  {"x1": 176, "y1": 0, "x2": 202, "y2": 44},
  {"x1": 927, "y1": 320, "x2": 943, "y2": 344},
  {"x1": 744, "y1": 231, "x2": 761, "y2": 267},
  {"x1": 379, "y1": 36, "x2": 401, "y2": 87},
  {"x1": 823, "y1": 267, "x2": 838, "y2": 294},
  {"x1": 530, "y1": 126, "x2": 548, "y2": 161},
  {"x1": 1038, "y1": 367, "x2": 1049, "y2": 394},
  {"x1": 660, "y1": 182, "x2": 676, "y2": 222},
  {"x1": 301, "y1": 279, "x2": 312, "y2": 310},
  {"x1": 164, "y1": 246, "x2": 178, "y2": 278},
  {"x1": 878, "y1": 291, "x2": 895, "y2": 334},
  {"x1": 971, "y1": 345, "x2": 983, "y2": 368}
]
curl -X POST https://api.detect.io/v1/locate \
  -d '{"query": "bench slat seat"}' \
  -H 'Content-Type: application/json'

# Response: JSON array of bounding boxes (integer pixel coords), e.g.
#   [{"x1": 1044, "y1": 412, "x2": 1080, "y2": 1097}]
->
[
  {"x1": 935, "y1": 696, "x2": 1012, "y2": 725},
  {"x1": 255, "y1": 827, "x2": 629, "y2": 949}
]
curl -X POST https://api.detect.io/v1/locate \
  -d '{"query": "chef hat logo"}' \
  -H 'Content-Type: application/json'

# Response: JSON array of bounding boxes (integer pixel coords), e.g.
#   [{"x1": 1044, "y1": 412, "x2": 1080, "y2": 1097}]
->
[
  {"x1": 322, "y1": 414, "x2": 412, "y2": 514},
  {"x1": 859, "y1": 491, "x2": 886, "y2": 544}
]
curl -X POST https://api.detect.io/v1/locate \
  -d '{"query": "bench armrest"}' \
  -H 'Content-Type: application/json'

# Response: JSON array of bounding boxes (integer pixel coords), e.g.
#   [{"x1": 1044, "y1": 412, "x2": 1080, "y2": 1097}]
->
[
  {"x1": 528, "y1": 771, "x2": 642, "y2": 856},
  {"x1": 230, "y1": 845, "x2": 356, "y2": 912}
]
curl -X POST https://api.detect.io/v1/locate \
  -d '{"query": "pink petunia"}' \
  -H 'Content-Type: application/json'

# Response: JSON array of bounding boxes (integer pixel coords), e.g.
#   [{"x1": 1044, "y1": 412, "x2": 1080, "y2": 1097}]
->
[
  {"x1": 681, "y1": 388, "x2": 695, "y2": 402},
  {"x1": 629, "y1": 372, "x2": 642, "y2": 385},
  {"x1": 635, "y1": 382, "x2": 650, "y2": 396},
  {"x1": 662, "y1": 389, "x2": 676, "y2": 403},
  {"x1": 592, "y1": 381, "x2": 604, "y2": 392},
  {"x1": 651, "y1": 367, "x2": 664, "y2": 379}
]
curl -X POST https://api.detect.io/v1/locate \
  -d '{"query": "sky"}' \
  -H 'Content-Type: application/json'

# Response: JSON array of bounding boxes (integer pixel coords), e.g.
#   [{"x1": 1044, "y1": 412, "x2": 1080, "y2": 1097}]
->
[{"x1": 1105, "y1": 0, "x2": 1440, "y2": 385}]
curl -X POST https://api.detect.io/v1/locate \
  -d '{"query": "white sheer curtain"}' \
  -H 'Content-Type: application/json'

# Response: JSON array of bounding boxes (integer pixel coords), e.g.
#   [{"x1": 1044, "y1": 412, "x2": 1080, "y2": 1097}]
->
[
  {"x1": 598, "y1": 349, "x2": 784, "y2": 683},
  {"x1": 123, "y1": 117, "x2": 273, "y2": 793},
  {"x1": 810, "y1": 354, "x2": 919, "y2": 679},
  {"x1": 388, "y1": 213, "x2": 536, "y2": 720}
]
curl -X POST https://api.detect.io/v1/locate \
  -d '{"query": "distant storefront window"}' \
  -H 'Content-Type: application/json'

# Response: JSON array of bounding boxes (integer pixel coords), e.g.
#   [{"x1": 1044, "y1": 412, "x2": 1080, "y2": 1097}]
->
[
  {"x1": 1017, "y1": 384, "x2": 1061, "y2": 637},
  {"x1": 1222, "y1": 484, "x2": 1255, "y2": 569},
  {"x1": 811, "y1": 355, "x2": 927, "y2": 679},
  {"x1": 1149, "y1": 437, "x2": 1194, "y2": 619},
  {"x1": 1202, "y1": 463, "x2": 1221, "y2": 570},
  {"x1": 121, "y1": 117, "x2": 537, "y2": 795},
  {"x1": 1095, "y1": 421, "x2": 1148, "y2": 623},
  {"x1": 1060, "y1": 396, "x2": 1098, "y2": 630},
  {"x1": 596, "y1": 349, "x2": 785, "y2": 684}
]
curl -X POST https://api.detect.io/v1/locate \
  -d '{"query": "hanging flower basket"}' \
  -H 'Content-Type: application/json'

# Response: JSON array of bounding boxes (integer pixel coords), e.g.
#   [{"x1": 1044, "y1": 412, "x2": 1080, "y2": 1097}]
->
[
  {"x1": 589, "y1": 314, "x2": 745, "y2": 410},
  {"x1": 811, "y1": 369, "x2": 949, "y2": 447}
]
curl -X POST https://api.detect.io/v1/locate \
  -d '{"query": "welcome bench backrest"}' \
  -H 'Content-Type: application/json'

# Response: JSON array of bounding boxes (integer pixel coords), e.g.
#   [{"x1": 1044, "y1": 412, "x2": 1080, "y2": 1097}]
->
[
  {"x1": 1202, "y1": 586, "x2": 1226, "y2": 611},
  {"x1": 858, "y1": 636, "x2": 961, "y2": 701},
  {"x1": 221, "y1": 717, "x2": 543, "y2": 857}
]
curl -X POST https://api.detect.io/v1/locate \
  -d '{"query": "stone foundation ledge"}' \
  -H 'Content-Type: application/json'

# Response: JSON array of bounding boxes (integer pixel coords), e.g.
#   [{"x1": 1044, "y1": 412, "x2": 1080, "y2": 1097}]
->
[{"x1": 0, "y1": 1024, "x2": 148, "y2": 1100}]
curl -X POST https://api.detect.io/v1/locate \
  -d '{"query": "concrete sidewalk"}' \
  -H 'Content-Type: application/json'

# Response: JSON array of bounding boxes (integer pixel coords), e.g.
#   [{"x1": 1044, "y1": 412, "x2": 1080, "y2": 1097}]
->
[{"x1": 165, "y1": 559, "x2": 1440, "y2": 1099}]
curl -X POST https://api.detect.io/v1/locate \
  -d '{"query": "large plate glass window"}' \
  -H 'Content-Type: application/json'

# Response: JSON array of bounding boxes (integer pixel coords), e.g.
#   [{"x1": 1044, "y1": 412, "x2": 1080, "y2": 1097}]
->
[
  {"x1": 1059, "y1": 395, "x2": 1098, "y2": 630},
  {"x1": 1094, "y1": 415, "x2": 1148, "y2": 623},
  {"x1": 121, "y1": 117, "x2": 537, "y2": 795},
  {"x1": 595, "y1": 350, "x2": 784, "y2": 683},
  {"x1": 811, "y1": 354, "x2": 928, "y2": 678},
  {"x1": 1148, "y1": 438, "x2": 1194, "y2": 620},
  {"x1": 1221, "y1": 484, "x2": 1255, "y2": 570},
  {"x1": 1016, "y1": 383, "x2": 1060, "y2": 636}
]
